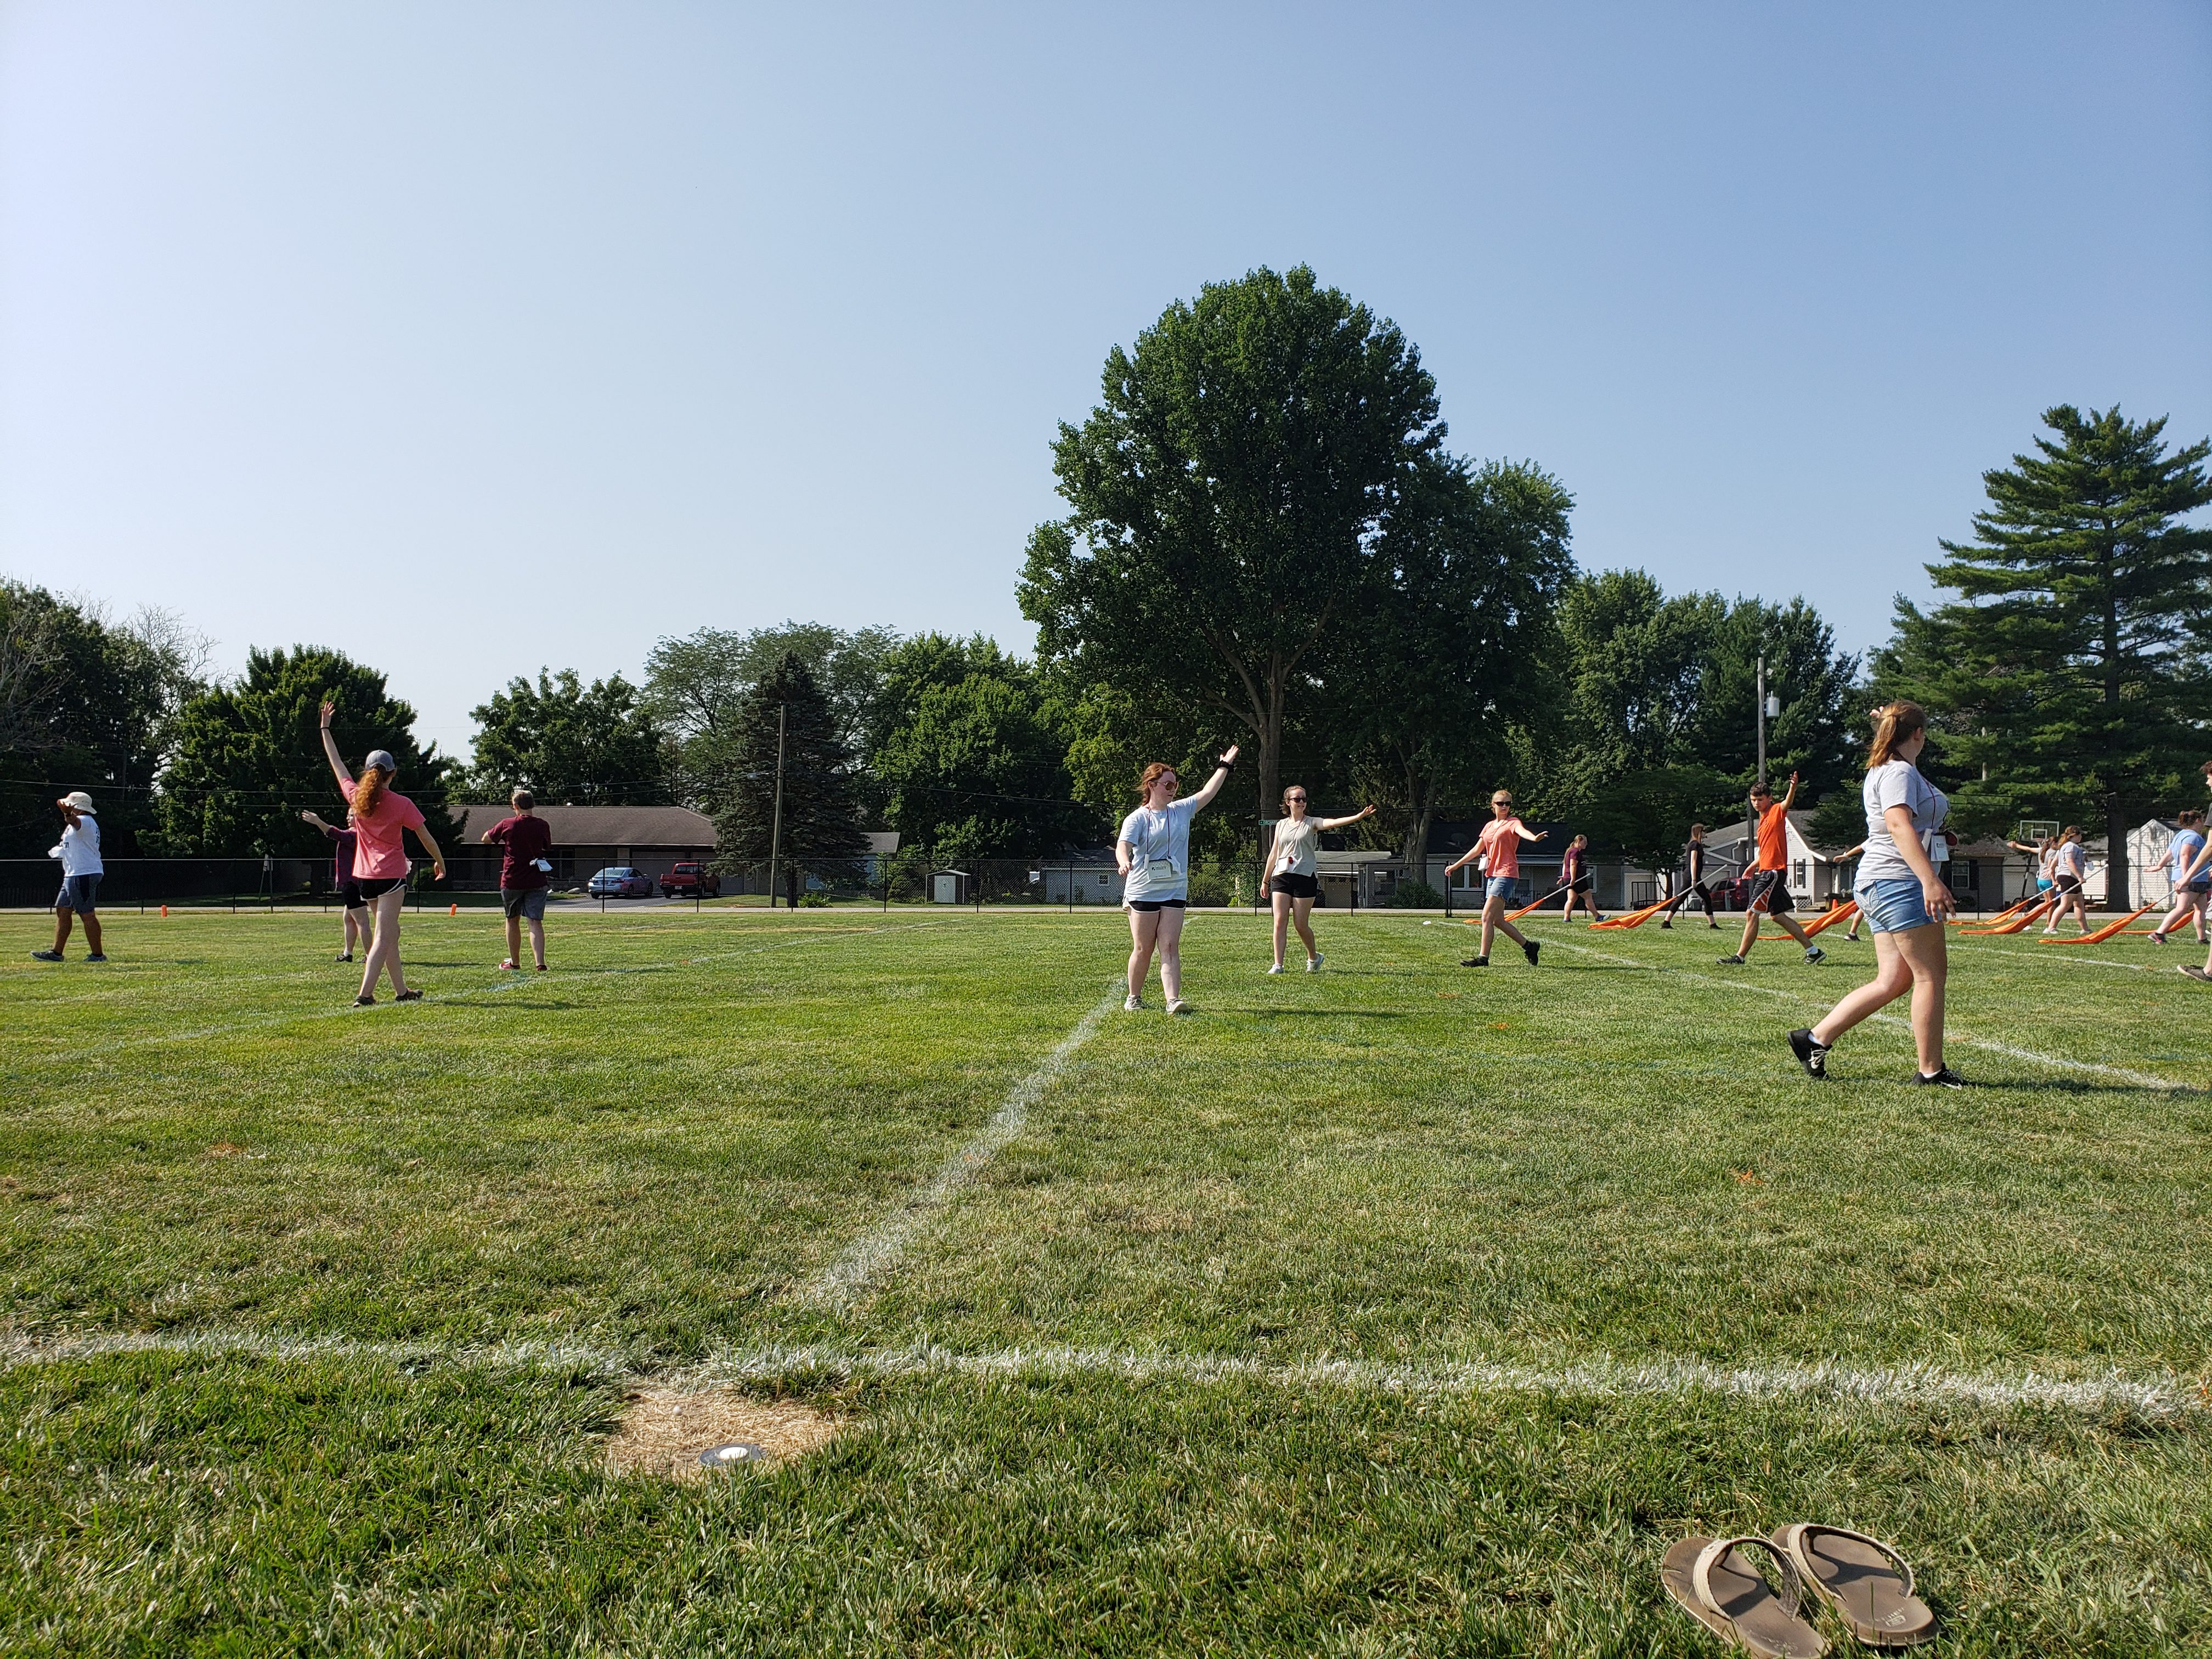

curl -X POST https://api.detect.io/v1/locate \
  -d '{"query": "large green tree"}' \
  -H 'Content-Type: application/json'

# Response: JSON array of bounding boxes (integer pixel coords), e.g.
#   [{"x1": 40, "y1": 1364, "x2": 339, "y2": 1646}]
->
[
  {"x1": 643, "y1": 622, "x2": 898, "y2": 804},
  {"x1": 870, "y1": 640, "x2": 1092, "y2": 863},
  {"x1": 1511, "y1": 574, "x2": 1858, "y2": 871},
  {"x1": 157, "y1": 646, "x2": 455, "y2": 856},
  {"x1": 0, "y1": 583, "x2": 207, "y2": 857},
  {"x1": 1021, "y1": 265, "x2": 1445, "y2": 820},
  {"x1": 703, "y1": 652, "x2": 867, "y2": 904},
  {"x1": 1878, "y1": 405, "x2": 2212, "y2": 904},
  {"x1": 462, "y1": 669, "x2": 666, "y2": 804},
  {"x1": 1334, "y1": 455, "x2": 1576, "y2": 867}
]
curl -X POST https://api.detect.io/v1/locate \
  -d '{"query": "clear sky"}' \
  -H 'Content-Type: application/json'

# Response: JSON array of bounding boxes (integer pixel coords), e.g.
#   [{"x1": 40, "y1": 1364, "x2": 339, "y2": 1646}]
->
[{"x1": 4, "y1": 1, "x2": 2208, "y2": 757}]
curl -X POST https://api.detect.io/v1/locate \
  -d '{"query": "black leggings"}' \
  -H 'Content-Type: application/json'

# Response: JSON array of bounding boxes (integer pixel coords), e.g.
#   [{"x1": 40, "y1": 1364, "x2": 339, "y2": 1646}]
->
[{"x1": 1663, "y1": 881, "x2": 1720, "y2": 918}]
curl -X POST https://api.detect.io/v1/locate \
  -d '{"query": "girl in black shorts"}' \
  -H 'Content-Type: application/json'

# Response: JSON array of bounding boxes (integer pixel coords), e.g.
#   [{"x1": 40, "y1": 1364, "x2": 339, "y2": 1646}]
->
[{"x1": 1263, "y1": 787, "x2": 1374, "y2": 974}]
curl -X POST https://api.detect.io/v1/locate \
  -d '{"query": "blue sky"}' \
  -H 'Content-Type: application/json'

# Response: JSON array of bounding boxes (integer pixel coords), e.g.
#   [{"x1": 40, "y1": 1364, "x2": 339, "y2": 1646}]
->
[{"x1": 3, "y1": 1, "x2": 2207, "y2": 755}]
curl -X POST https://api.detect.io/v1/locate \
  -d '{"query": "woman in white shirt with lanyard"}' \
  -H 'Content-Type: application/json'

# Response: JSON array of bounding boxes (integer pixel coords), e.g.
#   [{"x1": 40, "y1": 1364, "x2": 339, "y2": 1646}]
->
[
  {"x1": 1116, "y1": 746, "x2": 1239, "y2": 1014},
  {"x1": 1788, "y1": 701, "x2": 1967, "y2": 1087},
  {"x1": 1263, "y1": 786, "x2": 1375, "y2": 975}
]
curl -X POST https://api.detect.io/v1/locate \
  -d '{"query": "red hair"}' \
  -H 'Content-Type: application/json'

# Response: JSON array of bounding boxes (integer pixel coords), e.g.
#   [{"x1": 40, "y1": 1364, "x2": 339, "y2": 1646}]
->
[
  {"x1": 1137, "y1": 762, "x2": 1178, "y2": 800},
  {"x1": 353, "y1": 765, "x2": 391, "y2": 819}
]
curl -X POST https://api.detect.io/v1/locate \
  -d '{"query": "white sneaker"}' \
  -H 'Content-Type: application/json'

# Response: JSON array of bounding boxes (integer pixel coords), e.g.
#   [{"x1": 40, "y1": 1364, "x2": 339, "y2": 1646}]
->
[
  {"x1": 1266, "y1": 963, "x2": 1285, "y2": 975},
  {"x1": 1167, "y1": 998, "x2": 1192, "y2": 1015},
  {"x1": 1306, "y1": 953, "x2": 1324, "y2": 972},
  {"x1": 1124, "y1": 994, "x2": 1143, "y2": 1012}
]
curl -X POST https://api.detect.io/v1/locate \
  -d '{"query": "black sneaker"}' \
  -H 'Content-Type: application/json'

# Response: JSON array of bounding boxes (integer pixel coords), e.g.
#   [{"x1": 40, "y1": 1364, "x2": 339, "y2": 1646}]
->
[
  {"x1": 2181, "y1": 964, "x2": 2212, "y2": 982},
  {"x1": 84, "y1": 953, "x2": 106, "y2": 962},
  {"x1": 1787, "y1": 1028, "x2": 1830, "y2": 1079},
  {"x1": 2149, "y1": 931, "x2": 2169, "y2": 946},
  {"x1": 353, "y1": 994, "x2": 376, "y2": 1007},
  {"x1": 1804, "y1": 946, "x2": 1826, "y2": 964},
  {"x1": 1910, "y1": 1066, "x2": 1969, "y2": 1088},
  {"x1": 1461, "y1": 956, "x2": 1488, "y2": 967},
  {"x1": 1659, "y1": 919, "x2": 1672, "y2": 929},
  {"x1": 1522, "y1": 939, "x2": 1541, "y2": 967},
  {"x1": 30, "y1": 950, "x2": 62, "y2": 962},
  {"x1": 1717, "y1": 954, "x2": 1745, "y2": 965},
  {"x1": 393, "y1": 989, "x2": 424, "y2": 1003}
]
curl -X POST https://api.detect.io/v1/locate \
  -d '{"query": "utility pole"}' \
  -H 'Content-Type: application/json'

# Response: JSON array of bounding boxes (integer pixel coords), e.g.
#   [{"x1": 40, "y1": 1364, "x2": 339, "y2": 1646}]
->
[
  {"x1": 768, "y1": 703, "x2": 787, "y2": 909},
  {"x1": 1756, "y1": 654, "x2": 1768, "y2": 788}
]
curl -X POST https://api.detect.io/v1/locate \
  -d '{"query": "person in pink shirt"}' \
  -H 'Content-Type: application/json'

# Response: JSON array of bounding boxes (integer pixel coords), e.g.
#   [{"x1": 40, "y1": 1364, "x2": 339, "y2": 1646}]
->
[
  {"x1": 320, "y1": 699, "x2": 447, "y2": 1006},
  {"x1": 1443, "y1": 788, "x2": 1547, "y2": 968}
]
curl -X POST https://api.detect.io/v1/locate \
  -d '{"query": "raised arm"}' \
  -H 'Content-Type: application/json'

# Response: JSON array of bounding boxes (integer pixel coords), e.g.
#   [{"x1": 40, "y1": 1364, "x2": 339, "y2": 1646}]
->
[
  {"x1": 1779, "y1": 771, "x2": 1801, "y2": 811},
  {"x1": 299, "y1": 809, "x2": 336, "y2": 834},
  {"x1": 1316, "y1": 804, "x2": 1375, "y2": 833},
  {"x1": 1187, "y1": 745, "x2": 1241, "y2": 811},
  {"x1": 317, "y1": 702, "x2": 352, "y2": 795}
]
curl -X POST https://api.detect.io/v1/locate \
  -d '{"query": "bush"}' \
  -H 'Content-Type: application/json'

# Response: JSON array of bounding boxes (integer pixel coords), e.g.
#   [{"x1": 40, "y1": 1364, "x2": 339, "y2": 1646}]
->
[
  {"x1": 798, "y1": 891, "x2": 830, "y2": 908},
  {"x1": 1186, "y1": 856, "x2": 1238, "y2": 907},
  {"x1": 1386, "y1": 879, "x2": 1443, "y2": 909}
]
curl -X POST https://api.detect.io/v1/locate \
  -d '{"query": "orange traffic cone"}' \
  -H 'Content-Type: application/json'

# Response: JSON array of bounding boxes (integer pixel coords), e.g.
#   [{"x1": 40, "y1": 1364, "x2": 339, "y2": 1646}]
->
[
  {"x1": 160, "y1": 904, "x2": 168, "y2": 917},
  {"x1": 448, "y1": 902, "x2": 458, "y2": 916}
]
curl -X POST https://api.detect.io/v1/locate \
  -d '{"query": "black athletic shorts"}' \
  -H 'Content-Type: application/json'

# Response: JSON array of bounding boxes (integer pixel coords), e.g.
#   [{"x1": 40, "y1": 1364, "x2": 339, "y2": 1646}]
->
[
  {"x1": 1127, "y1": 898, "x2": 1187, "y2": 913},
  {"x1": 2054, "y1": 873, "x2": 2083, "y2": 894},
  {"x1": 1566, "y1": 875, "x2": 1593, "y2": 894},
  {"x1": 354, "y1": 877, "x2": 405, "y2": 899},
  {"x1": 1268, "y1": 872, "x2": 1318, "y2": 899},
  {"x1": 1747, "y1": 870, "x2": 1793, "y2": 913},
  {"x1": 336, "y1": 881, "x2": 367, "y2": 912}
]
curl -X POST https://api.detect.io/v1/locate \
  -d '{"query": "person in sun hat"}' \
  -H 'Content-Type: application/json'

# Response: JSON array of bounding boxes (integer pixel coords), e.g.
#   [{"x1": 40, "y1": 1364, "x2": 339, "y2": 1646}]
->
[
  {"x1": 319, "y1": 701, "x2": 447, "y2": 1006},
  {"x1": 32, "y1": 791, "x2": 105, "y2": 963},
  {"x1": 1442, "y1": 787, "x2": 1546, "y2": 968}
]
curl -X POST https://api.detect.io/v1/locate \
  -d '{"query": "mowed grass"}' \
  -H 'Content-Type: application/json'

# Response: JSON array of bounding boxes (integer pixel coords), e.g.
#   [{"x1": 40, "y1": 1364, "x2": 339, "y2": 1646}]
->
[{"x1": 2, "y1": 903, "x2": 2208, "y2": 1655}]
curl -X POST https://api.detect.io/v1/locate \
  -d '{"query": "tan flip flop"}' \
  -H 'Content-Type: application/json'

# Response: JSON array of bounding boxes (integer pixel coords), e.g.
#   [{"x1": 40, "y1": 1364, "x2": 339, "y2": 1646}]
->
[
  {"x1": 1662, "y1": 1534, "x2": 1829, "y2": 1657},
  {"x1": 1771, "y1": 1523, "x2": 1937, "y2": 1647}
]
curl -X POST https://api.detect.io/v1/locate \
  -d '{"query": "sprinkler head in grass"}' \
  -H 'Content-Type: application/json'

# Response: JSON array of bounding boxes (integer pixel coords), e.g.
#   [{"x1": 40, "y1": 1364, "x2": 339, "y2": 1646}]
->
[{"x1": 699, "y1": 1441, "x2": 766, "y2": 1470}]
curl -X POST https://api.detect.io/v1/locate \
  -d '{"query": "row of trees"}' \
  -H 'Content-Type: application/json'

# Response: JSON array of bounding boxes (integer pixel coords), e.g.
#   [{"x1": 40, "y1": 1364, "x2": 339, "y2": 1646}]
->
[{"x1": 7, "y1": 272, "x2": 2202, "y2": 890}]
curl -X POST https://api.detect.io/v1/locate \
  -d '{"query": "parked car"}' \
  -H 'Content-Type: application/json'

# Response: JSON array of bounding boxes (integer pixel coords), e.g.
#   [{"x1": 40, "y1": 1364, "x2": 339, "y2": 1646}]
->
[
  {"x1": 586, "y1": 866, "x2": 654, "y2": 899},
  {"x1": 658, "y1": 861, "x2": 721, "y2": 899}
]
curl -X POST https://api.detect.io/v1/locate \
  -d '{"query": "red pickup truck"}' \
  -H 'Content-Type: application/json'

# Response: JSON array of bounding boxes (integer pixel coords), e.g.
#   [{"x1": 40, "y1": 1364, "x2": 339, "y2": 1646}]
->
[{"x1": 658, "y1": 862, "x2": 722, "y2": 899}]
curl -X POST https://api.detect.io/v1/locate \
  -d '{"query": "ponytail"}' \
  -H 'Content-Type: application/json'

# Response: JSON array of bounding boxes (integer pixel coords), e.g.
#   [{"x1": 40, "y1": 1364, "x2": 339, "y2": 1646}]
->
[
  {"x1": 353, "y1": 766, "x2": 391, "y2": 820},
  {"x1": 1865, "y1": 701, "x2": 1927, "y2": 770}
]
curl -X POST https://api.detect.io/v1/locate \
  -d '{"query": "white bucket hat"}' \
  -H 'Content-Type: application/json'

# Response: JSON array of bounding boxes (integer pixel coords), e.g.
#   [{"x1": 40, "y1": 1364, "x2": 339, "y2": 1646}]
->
[{"x1": 59, "y1": 791, "x2": 97, "y2": 814}]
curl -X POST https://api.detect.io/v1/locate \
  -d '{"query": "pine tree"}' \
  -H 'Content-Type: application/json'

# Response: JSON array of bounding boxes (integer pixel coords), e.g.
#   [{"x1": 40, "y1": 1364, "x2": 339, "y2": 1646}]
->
[
  {"x1": 1879, "y1": 405, "x2": 2211, "y2": 905},
  {"x1": 701, "y1": 653, "x2": 865, "y2": 904}
]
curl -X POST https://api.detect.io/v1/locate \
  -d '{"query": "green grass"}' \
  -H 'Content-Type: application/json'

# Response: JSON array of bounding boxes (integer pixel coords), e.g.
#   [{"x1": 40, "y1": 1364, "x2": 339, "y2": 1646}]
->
[{"x1": 3, "y1": 905, "x2": 2208, "y2": 1655}]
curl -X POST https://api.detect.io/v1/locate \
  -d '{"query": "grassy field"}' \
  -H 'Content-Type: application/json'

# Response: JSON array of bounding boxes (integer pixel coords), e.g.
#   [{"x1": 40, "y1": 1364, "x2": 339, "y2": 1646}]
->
[{"x1": 2, "y1": 902, "x2": 2208, "y2": 1656}]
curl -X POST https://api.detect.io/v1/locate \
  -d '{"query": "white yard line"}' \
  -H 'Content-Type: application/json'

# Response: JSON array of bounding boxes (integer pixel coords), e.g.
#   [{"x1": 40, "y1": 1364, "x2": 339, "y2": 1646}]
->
[
  {"x1": 1538, "y1": 936, "x2": 2187, "y2": 1091},
  {"x1": 799, "y1": 986, "x2": 1126, "y2": 1310},
  {"x1": 690, "y1": 1342, "x2": 2202, "y2": 1419},
  {"x1": 6, "y1": 1328, "x2": 2191, "y2": 1419}
]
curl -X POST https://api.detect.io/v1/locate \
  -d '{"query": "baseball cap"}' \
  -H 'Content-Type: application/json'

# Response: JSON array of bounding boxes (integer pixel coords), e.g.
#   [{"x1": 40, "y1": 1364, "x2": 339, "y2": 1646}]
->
[
  {"x1": 363, "y1": 749, "x2": 398, "y2": 775},
  {"x1": 59, "y1": 791, "x2": 97, "y2": 814}
]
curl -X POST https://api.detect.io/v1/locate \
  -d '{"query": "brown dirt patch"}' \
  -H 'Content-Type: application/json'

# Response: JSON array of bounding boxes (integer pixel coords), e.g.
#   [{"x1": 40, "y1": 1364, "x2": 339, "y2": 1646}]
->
[{"x1": 604, "y1": 1386, "x2": 842, "y2": 1481}]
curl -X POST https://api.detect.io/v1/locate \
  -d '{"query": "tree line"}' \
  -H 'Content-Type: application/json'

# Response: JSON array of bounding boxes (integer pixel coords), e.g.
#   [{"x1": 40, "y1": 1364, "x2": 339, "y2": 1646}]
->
[{"x1": 5, "y1": 270, "x2": 2204, "y2": 895}]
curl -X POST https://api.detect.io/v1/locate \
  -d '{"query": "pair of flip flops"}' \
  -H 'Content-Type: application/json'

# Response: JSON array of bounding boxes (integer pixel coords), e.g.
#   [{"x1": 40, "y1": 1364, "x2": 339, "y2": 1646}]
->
[{"x1": 1662, "y1": 1525, "x2": 1937, "y2": 1655}]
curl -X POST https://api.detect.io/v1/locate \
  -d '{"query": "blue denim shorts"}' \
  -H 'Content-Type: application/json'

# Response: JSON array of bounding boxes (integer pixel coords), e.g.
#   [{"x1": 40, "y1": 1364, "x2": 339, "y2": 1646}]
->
[
  {"x1": 1485, "y1": 877, "x2": 1518, "y2": 901},
  {"x1": 1857, "y1": 876, "x2": 1932, "y2": 934},
  {"x1": 55, "y1": 873, "x2": 99, "y2": 913}
]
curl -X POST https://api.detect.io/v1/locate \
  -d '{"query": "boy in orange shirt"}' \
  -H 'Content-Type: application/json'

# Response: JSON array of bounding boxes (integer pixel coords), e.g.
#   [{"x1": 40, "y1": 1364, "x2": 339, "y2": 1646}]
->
[{"x1": 1719, "y1": 772, "x2": 1826, "y2": 967}]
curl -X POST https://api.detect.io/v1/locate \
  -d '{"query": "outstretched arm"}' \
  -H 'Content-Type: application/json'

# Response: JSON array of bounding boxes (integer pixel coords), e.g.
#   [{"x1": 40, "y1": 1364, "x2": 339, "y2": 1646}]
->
[
  {"x1": 1514, "y1": 821, "x2": 1545, "y2": 843},
  {"x1": 300, "y1": 809, "x2": 336, "y2": 834},
  {"x1": 1187, "y1": 745, "x2": 1241, "y2": 811},
  {"x1": 318, "y1": 702, "x2": 352, "y2": 795},
  {"x1": 1316, "y1": 805, "x2": 1375, "y2": 832}
]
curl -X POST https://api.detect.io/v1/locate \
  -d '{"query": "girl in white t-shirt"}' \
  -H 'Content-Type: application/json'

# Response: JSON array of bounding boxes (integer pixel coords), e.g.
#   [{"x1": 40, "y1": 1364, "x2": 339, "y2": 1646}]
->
[
  {"x1": 1115, "y1": 747, "x2": 1239, "y2": 1014},
  {"x1": 1787, "y1": 701, "x2": 1966, "y2": 1087},
  {"x1": 1263, "y1": 787, "x2": 1375, "y2": 974}
]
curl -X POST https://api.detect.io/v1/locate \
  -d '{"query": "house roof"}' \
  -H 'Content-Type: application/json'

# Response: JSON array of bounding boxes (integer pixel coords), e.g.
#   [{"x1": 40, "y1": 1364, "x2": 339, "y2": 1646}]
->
[{"x1": 453, "y1": 804, "x2": 718, "y2": 847}]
